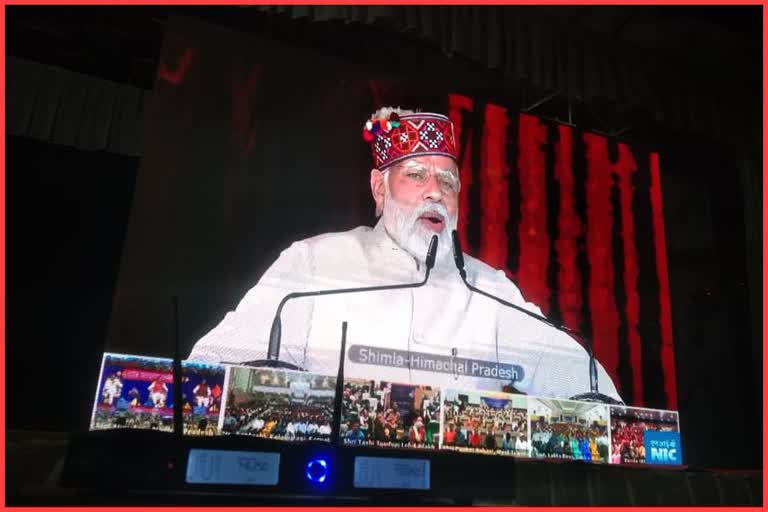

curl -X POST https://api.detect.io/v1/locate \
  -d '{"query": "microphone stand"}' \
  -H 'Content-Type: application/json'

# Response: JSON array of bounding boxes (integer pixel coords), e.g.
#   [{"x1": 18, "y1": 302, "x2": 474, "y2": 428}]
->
[
  {"x1": 172, "y1": 296, "x2": 183, "y2": 437},
  {"x1": 244, "y1": 235, "x2": 439, "y2": 370},
  {"x1": 450, "y1": 231, "x2": 621, "y2": 405}
]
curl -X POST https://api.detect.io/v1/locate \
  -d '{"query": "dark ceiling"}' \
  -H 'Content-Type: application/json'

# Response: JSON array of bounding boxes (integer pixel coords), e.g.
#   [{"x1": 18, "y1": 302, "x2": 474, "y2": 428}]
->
[{"x1": 6, "y1": 5, "x2": 761, "y2": 92}]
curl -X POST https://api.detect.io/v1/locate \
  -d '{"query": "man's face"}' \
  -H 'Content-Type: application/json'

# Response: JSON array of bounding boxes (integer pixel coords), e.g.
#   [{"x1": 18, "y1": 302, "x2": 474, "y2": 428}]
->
[
  {"x1": 371, "y1": 155, "x2": 460, "y2": 264},
  {"x1": 385, "y1": 155, "x2": 459, "y2": 230}
]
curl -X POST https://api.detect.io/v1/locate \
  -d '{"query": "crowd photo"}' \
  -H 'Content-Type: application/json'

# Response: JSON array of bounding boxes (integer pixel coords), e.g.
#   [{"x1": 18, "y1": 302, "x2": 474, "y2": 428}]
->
[
  {"x1": 441, "y1": 389, "x2": 529, "y2": 456},
  {"x1": 610, "y1": 406, "x2": 680, "y2": 464},
  {"x1": 340, "y1": 379, "x2": 441, "y2": 449},
  {"x1": 528, "y1": 398, "x2": 610, "y2": 463},
  {"x1": 221, "y1": 367, "x2": 335, "y2": 441}
]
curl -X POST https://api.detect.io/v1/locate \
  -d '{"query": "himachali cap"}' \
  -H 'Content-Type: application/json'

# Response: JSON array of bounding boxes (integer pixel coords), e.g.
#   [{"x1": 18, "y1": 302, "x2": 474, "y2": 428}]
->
[{"x1": 363, "y1": 111, "x2": 459, "y2": 170}]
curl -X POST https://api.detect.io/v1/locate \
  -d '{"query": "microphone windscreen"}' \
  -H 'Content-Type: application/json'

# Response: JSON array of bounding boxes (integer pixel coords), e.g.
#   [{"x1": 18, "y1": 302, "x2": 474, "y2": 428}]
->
[
  {"x1": 425, "y1": 235, "x2": 438, "y2": 269},
  {"x1": 452, "y1": 230, "x2": 465, "y2": 270}
]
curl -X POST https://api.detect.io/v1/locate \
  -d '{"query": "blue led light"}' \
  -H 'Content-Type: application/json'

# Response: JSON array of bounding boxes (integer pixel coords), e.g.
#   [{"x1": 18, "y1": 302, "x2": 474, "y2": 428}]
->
[{"x1": 305, "y1": 458, "x2": 328, "y2": 484}]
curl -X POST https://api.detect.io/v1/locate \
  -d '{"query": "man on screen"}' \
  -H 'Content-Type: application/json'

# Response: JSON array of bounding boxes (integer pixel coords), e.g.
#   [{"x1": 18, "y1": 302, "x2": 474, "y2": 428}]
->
[
  {"x1": 101, "y1": 372, "x2": 123, "y2": 406},
  {"x1": 148, "y1": 378, "x2": 168, "y2": 408},
  {"x1": 193, "y1": 379, "x2": 212, "y2": 408},
  {"x1": 188, "y1": 107, "x2": 621, "y2": 402}
]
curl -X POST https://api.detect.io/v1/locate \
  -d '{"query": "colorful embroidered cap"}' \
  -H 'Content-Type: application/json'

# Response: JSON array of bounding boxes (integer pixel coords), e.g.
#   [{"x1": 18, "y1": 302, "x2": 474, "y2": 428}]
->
[{"x1": 363, "y1": 111, "x2": 458, "y2": 170}]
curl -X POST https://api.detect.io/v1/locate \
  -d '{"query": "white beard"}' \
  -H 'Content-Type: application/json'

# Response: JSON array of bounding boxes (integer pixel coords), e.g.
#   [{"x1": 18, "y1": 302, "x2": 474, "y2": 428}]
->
[{"x1": 381, "y1": 190, "x2": 457, "y2": 267}]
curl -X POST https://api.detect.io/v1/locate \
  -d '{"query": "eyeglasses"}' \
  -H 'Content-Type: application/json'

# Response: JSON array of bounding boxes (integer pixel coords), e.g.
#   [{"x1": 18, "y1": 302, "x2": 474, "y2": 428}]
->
[{"x1": 389, "y1": 162, "x2": 460, "y2": 194}]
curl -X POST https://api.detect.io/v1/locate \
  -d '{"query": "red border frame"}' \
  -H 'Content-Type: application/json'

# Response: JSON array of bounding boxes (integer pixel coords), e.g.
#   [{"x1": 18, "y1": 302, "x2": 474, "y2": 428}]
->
[{"x1": 1, "y1": 1, "x2": 764, "y2": 510}]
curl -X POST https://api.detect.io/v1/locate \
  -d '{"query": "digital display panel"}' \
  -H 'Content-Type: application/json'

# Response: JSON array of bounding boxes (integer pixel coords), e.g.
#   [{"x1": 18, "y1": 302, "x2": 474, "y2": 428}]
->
[
  {"x1": 186, "y1": 449, "x2": 280, "y2": 486},
  {"x1": 95, "y1": 14, "x2": 683, "y2": 472},
  {"x1": 353, "y1": 456, "x2": 430, "y2": 490}
]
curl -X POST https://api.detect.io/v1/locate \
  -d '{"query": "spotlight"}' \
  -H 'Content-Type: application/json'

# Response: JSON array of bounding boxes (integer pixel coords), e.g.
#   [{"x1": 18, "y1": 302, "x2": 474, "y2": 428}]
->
[{"x1": 305, "y1": 458, "x2": 328, "y2": 484}]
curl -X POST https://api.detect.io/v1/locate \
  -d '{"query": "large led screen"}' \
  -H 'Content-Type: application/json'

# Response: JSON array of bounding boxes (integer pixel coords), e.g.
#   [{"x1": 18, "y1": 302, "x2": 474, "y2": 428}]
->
[{"x1": 99, "y1": 14, "x2": 680, "y2": 466}]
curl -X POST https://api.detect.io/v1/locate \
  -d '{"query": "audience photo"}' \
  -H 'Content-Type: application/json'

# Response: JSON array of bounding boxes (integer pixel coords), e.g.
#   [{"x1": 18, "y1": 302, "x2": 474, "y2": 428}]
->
[
  {"x1": 340, "y1": 379, "x2": 441, "y2": 450},
  {"x1": 610, "y1": 407, "x2": 679, "y2": 464},
  {"x1": 222, "y1": 367, "x2": 335, "y2": 441},
  {"x1": 441, "y1": 389, "x2": 529, "y2": 457},
  {"x1": 528, "y1": 399, "x2": 610, "y2": 463}
]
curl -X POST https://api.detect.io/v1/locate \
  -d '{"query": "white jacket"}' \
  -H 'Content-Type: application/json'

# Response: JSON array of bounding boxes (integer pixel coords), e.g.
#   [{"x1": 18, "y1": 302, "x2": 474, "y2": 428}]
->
[{"x1": 188, "y1": 220, "x2": 621, "y2": 401}]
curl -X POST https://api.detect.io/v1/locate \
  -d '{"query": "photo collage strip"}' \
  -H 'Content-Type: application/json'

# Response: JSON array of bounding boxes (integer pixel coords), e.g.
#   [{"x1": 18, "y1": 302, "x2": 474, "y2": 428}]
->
[{"x1": 90, "y1": 354, "x2": 681, "y2": 465}]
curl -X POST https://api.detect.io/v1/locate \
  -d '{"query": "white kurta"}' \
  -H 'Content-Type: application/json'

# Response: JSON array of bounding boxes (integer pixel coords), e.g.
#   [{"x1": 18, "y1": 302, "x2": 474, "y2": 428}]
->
[{"x1": 188, "y1": 220, "x2": 621, "y2": 401}]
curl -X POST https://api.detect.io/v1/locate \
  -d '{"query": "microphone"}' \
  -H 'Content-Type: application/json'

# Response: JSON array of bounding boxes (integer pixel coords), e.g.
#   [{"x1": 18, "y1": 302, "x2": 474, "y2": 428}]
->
[
  {"x1": 452, "y1": 234, "x2": 465, "y2": 278},
  {"x1": 450, "y1": 230, "x2": 620, "y2": 404},
  {"x1": 245, "y1": 235, "x2": 439, "y2": 369}
]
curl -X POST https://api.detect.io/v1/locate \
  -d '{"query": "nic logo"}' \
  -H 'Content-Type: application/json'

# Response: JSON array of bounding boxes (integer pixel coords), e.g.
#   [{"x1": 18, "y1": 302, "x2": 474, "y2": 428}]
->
[{"x1": 644, "y1": 431, "x2": 683, "y2": 465}]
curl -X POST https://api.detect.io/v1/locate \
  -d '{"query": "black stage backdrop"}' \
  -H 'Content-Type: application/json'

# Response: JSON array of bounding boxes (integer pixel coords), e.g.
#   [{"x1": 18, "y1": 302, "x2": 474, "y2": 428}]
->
[{"x1": 106, "y1": 15, "x2": 680, "y2": 410}]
